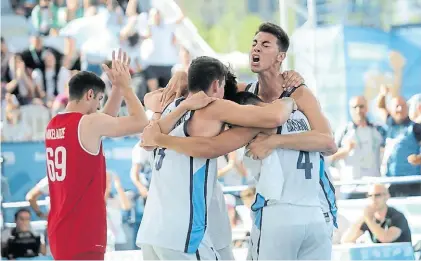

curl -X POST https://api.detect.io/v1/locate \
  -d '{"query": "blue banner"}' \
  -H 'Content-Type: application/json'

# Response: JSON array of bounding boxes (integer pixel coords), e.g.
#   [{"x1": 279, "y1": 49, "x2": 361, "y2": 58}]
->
[{"x1": 1, "y1": 138, "x2": 139, "y2": 222}]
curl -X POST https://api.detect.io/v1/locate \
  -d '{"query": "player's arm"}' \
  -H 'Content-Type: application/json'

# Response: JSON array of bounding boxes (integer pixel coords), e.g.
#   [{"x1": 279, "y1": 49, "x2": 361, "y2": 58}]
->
[
  {"x1": 236, "y1": 71, "x2": 305, "y2": 92},
  {"x1": 205, "y1": 98, "x2": 295, "y2": 128},
  {"x1": 85, "y1": 87, "x2": 148, "y2": 137},
  {"x1": 86, "y1": 58, "x2": 149, "y2": 137},
  {"x1": 25, "y1": 187, "x2": 47, "y2": 219},
  {"x1": 144, "y1": 123, "x2": 260, "y2": 158},
  {"x1": 267, "y1": 131, "x2": 337, "y2": 155},
  {"x1": 144, "y1": 89, "x2": 164, "y2": 113},
  {"x1": 273, "y1": 87, "x2": 336, "y2": 154},
  {"x1": 157, "y1": 92, "x2": 216, "y2": 134},
  {"x1": 101, "y1": 87, "x2": 123, "y2": 117}
]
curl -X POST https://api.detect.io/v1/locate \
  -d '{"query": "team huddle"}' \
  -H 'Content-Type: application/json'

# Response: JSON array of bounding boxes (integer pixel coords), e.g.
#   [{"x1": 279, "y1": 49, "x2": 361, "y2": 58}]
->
[{"x1": 44, "y1": 22, "x2": 338, "y2": 260}]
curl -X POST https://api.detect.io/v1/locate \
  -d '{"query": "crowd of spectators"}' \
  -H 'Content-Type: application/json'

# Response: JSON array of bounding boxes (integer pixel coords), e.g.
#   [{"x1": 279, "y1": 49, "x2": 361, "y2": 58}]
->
[{"x1": 1, "y1": 0, "x2": 190, "y2": 143}]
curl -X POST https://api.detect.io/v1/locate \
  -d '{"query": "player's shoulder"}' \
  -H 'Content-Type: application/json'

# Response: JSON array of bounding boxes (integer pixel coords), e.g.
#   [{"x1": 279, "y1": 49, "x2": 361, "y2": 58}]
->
[
  {"x1": 162, "y1": 97, "x2": 186, "y2": 116},
  {"x1": 237, "y1": 82, "x2": 248, "y2": 92}
]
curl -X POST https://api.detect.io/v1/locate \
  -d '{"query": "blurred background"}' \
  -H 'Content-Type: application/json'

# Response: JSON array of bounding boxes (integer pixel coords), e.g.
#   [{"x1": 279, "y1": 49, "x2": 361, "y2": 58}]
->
[{"x1": 1, "y1": 0, "x2": 421, "y2": 260}]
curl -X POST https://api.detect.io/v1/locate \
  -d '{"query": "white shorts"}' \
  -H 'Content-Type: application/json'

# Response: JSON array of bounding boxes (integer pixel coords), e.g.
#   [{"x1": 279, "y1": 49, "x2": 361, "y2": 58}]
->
[
  {"x1": 250, "y1": 204, "x2": 332, "y2": 260},
  {"x1": 141, "y1": 244, "x2": 220, "y2": 260},
  {"x1": 216, "y1": 245, "x2": 234, "y2": 260}
]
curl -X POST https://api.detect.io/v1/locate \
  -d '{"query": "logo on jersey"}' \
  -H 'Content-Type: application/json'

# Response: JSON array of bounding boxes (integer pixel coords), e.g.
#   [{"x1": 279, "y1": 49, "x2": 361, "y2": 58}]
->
[{"x1": 286, "y1": 119, "x2": 309, "y2": 132}]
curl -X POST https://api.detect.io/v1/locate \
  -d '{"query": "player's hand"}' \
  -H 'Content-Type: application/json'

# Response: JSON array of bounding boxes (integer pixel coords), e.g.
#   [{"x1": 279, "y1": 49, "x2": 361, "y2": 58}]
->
[
  {"x1": 101, "y1": 49, "x2": 132, "y2": 90},
  {"x1": 160, "y1": 70, "x2": 188, "y2": 108},
  {"x1": 282, "y1": 70, "x2": 304, "y2": 89},
  {"x1": 246, "y1": 133, "x2": 274, "y2": 160},
  {"x1": 141, "y1": 121, "x2": 162, "y2": 147},
  {"x1": 408, "y1": 154, "x2": 421, "y2": 166},
  {"x1": 182, "y1": 91, "x2": 217, "y2": 111}
]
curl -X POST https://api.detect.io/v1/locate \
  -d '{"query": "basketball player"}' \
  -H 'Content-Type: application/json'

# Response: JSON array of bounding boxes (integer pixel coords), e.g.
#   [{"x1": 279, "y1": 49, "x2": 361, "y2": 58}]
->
[
  {"x1": 44, "y1": 50, "x2": 150, "y2": 260},
  {"x1": 137, "y1": 56, "x2": 296, "y2": 260},
  {"x1": 147, "y1": 22, "x2": 338, "y2": 259},
  {"x1": 142, "y1": 69, "x2": 239, "y2": 260}
]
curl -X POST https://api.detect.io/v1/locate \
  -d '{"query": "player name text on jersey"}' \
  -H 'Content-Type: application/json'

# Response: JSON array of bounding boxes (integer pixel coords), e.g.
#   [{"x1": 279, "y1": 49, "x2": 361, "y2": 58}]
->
[
  {"x1": 45, "y1": 128, "x2": 66, "y2": 140},
  {"x1": 286, "y1": 119, "x2": 309, "y2": 132}
]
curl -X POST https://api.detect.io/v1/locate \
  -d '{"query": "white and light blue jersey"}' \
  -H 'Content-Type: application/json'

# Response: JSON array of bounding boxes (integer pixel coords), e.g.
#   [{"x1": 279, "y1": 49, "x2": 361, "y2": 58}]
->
[
  {"x1": 137, "y1": 100, "x2": 218, "y2": 254},
  {"x1": 246, "y1": 82, "x2": 337, "y2": 224}
]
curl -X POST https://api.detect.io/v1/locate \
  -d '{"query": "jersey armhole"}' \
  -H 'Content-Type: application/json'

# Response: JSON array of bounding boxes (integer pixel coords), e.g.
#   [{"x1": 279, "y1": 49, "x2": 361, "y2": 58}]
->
[{"x1": 78, "y1": 115, "x2": 101, "y2": 156}]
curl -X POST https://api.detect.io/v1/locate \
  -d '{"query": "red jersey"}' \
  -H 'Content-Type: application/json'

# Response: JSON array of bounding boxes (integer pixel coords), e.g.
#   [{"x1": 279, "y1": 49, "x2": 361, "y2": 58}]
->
[{"x1": 45, "y1": 112, "x2": 107, "y2": 259}]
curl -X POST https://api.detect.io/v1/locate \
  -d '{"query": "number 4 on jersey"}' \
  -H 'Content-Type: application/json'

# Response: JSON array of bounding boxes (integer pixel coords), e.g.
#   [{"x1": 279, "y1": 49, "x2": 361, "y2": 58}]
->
[
  {"x1": 297, "y1": 151, "x2": 313, "y2": 179},
  {"x1": 46, "y1": 146, "x2": 67, "y2": 182}
]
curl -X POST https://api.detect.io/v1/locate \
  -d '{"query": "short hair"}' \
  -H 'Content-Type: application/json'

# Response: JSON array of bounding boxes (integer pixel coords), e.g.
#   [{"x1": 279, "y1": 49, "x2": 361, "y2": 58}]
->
[
  {"x1": 14, "y1": 208, "x2": 31, "y2": 221},
  {"x1": 223, "y1": 66, "x2": 238, "y2": 101},
  {"x1": 233, "y1": 91, "x2": 263, "y2": 105},
  {"x1": 188, "y1": 56, "x2": 226, "y2": 93},
  {"x1": 256, "y1": 22, "x2": 289, "y2": 52},
  {"x1": 68, "y1": 71, "x2": 106, "y2": 101}
]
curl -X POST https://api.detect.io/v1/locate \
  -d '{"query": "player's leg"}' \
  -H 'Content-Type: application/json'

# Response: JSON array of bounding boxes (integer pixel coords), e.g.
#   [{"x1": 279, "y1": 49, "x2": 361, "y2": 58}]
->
[
  {"x1": 152, "y1": 235, "x2": 219, "y2": 261},
  {"x1": 298, "y1": 221, "x2": 332, "y2": 260},
  {"x1": 141, "y1": 244, "x2": 160, "y2": 260},
  {"x1": 216, "y1": 245, "x2": 235, "y2": 260},
  {"x1": 251, "y1": 205, "x2": 305, "y2": 260}
]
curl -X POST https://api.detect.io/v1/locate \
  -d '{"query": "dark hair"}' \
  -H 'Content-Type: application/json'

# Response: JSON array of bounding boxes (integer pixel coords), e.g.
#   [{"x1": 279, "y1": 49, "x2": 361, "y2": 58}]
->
[
  {"x1": 256, "y1": 22, "x2": 289, "y2": 52},
  {"x1": 1, "y1": 37, "x2": 4, "y2": 43},
  {"x1": 223, "y1": 66, "x2": 238, "y2": 101},
  {"x1": 68, "y1": 71, "x2": 106, "y2": 101},
  {"x1": 188, "y1": 56, "x2": 226, "y2": 93},
  {"x1": 128, "y1": 33, "x2": 140, "y2": 47},
  {"x1": 14, "y1": 208, "x2": 31, "y2": 221},
  {"x1": 233, "y1": 91, "x2": 263, "y2": 105}
]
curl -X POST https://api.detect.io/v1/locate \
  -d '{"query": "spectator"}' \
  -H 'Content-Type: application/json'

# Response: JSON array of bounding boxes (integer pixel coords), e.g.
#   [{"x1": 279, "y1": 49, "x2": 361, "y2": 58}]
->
[
  {"x1": 408, "y1": 94, "x2": 421, "y2": 123},
  {"x1": 105, "y1": 172, "x2": 133, "y2": 251},
  {"x1": 130, "y1": 139, "x2": 152, "y2": 242},
  {"x1": 130, "y1": 139, "x2": 151, "y2": 201},
  {"x1": 171, "y1": 46, "x2": 191, "y2": 75},
  {"x1": 4, "y1": 53, "x2": 35, "y2": 104},
  {"x1": 11, "y1": 0, "x2": 37, "y2": 17},
  {"x1": 342, "y1": 184, "x2": 412, "y2": 244},
  {"x1": 225, "y1": 194, "x2": 241, "y2": 228},
  {"x1": 217, "y1": 149, "x2": 249, "y2": 187},
  {"x1": 31, "y1": 49, "x2": 71, "y2": 107},
  {"x1": 30, "y1": 0, "x2": 54, "y2": 36},
  {"x1": 1, "y1": 208, "x2": 46, "y2": 259},
  {"x1": 1, "y1": 37, "x2": 12, "y2": 81},
  {"x1": 143, "y1": 8, "x2": 184, "y2": 91},
  {"x1": 407, "y1": 95, "x2": 421, "y2": 167},
  {"x1": 330, "y1": 96, "x2": 386, "y2": 180},
  {"x1": 1, "y1": 94, "x2": 32, "y2": 141}
]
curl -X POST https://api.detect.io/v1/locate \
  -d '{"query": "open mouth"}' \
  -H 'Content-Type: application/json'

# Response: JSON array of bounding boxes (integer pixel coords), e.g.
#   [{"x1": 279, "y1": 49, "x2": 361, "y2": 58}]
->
[{"x1": 252, "y1": 56, "x2": 260, "y2": 63}]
